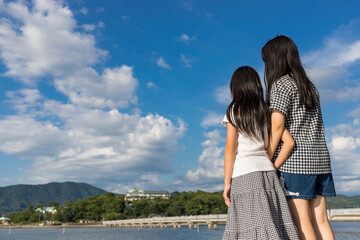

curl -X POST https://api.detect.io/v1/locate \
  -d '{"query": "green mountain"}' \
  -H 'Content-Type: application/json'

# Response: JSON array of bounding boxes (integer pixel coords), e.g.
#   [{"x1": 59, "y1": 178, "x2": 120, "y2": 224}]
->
[
  {"x1": 0, "y1": 182, "x2": 107, "y2": 213},
  {"x1": 327, "y1": 194, "x2": 360, "y2": 209}
]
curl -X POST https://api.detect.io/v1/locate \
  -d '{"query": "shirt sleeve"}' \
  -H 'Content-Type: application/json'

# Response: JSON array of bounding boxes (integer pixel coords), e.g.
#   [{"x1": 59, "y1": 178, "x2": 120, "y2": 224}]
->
[
  {"x1": 221, "y1": 114, "x2": 229, "y2": 127},
  {"x1": 269, "y1": 80, "x2": 292, "y2": 116}
]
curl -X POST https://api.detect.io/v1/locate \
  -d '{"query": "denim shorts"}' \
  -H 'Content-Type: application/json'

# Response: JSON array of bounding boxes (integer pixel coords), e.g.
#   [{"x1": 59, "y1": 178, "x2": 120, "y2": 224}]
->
[{"x1": 277, "y1": 171, "x2": 336, "y2": 199}]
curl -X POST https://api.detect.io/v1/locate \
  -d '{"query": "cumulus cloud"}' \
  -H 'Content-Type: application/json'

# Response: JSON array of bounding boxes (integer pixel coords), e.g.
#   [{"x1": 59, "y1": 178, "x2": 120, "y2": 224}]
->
[
  {"x1": 156, "y1": 57, "x2": 171, "y2": 69},
  {"x1": 303, "y1": 20, "x2": 360, "y2": 102},
  {"x1": 0, "y1": 0, "x2": 185, "y2": 192},
  {"x1": 330, "y1": 136, "x2": 360, "y2": 151},
  {"x1": 201, "y1": 111, "x2": 224, "y2": 128},
  {"x1": 147, "y1": 82, "x2": 158, "y2": 89},
  {"x1": 174, "y1": 130, "x2": 225, "y2": 191},
  {"x1": 0, "y1": 1, "x2": 107, "y2": 84},
  {"x1": 79, "y1": 7, "x2": 88, "y2": 15},
  {"x1": 0, "y1": 115, "x2": 67, "y2": 156},
  {"x1": 335, "y1": 180, "x2": 360, "y2": 194},
  {"x1": 326, "y1": 112, "x2": 360, "y2": 195},
  {"x1": 214, "y1": 85, "x2": 231, "y2": 105},
  {"x1": 6, "y1": 88, "x2": 42, "y2": 114},
  {"x1": 106, "y1": 174, "x2": 164, "y2": 193},
  {"x1": 55, "y1": 66, "x2": 138, "y2": 108},
  {"x1": 0, "y1": 91, "x2": 185, "y2": 191},
  {"x1": 179, "y1": 33, "x2": 196, "y2": 42},
  {"x1": 83, "y1": 24, "x2": 96, "y2": 31}
]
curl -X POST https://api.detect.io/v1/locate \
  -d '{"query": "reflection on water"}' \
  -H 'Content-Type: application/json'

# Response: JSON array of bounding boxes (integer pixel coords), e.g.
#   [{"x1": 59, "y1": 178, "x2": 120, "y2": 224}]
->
[{"x1": 0, "y1": 222, "x2": 359, "y2": 240}]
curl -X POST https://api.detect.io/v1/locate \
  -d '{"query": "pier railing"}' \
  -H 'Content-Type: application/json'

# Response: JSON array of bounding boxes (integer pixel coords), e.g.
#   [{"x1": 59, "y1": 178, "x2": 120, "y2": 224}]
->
[
  {"x1": 103, "y1": 214, "x2": 227, "y2": 229},
  {"x1": 328, "y1": 208, "x2": 360, "y2": 221},
  {"x1": 103, "y1": 208, "x2": 360, "y2": 229}
]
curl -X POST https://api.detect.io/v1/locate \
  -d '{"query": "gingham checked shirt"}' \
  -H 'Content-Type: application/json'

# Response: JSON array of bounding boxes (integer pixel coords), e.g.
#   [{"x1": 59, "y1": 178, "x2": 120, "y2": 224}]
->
[{"x1": 269, "y1": 75, "x2": 332, "y2": 175}]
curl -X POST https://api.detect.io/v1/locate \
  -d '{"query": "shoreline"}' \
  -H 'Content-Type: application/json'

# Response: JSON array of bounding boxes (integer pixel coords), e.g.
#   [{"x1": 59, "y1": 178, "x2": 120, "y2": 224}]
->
[
  {"x1": 0, "y1": 223, "x2": 105, "y2": 229},
  {"x1": 1, "y1": 219, "x2": 360, "y2": 229}
]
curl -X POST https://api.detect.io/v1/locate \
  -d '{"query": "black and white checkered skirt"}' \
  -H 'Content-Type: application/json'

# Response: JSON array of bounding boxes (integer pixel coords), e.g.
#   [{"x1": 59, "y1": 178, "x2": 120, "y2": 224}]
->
[{"x1": 222, "y1": 171, "x2": 299, "y2": 240}]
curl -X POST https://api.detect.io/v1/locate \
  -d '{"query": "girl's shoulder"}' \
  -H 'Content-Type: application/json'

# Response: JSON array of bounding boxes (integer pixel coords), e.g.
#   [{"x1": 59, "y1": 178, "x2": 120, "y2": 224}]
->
[
  {"x1": 274, "y1": 75, "x2": 297, "y2": 91},
  {"x1": 277, "y1": 74, "x2": 295, "y2": 84}
]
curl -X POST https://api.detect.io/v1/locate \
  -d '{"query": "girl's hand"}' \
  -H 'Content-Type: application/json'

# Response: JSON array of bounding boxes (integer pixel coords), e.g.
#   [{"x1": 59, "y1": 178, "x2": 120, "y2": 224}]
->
[{"x1": 223, "y1": 184, "x2": 231, "y2": 207}]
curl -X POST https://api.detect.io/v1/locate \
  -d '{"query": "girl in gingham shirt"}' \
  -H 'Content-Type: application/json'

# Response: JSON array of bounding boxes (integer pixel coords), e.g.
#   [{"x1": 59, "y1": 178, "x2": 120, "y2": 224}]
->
[{"x1": 262, "y1": 35, "x2": 336, "y2": 240}]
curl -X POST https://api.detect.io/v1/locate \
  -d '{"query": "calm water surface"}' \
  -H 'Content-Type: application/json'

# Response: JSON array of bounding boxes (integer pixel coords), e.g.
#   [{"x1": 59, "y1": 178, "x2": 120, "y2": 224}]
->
[{"x1": 0, "y1": 222, "x2": 359, "y2": 240}]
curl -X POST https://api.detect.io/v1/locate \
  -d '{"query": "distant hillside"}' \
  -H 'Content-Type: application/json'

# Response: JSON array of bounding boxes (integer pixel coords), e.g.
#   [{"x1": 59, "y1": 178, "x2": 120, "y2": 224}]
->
[
  {"x1": 0, "y1": 182, "x2": 107, "y2": 212},
  {"x1": 327, "y1": 194, "x2": 360, "y2": 209}
]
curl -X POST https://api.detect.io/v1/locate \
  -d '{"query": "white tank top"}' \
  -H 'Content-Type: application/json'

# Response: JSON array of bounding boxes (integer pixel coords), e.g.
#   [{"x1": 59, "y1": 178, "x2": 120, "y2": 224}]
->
[{"x1": 222, "y1": 114, "x2": 275, "y2": 178}]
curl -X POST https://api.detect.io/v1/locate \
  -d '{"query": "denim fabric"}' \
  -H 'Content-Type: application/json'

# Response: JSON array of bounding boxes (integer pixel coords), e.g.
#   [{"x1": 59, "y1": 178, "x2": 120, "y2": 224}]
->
[{"x1": 277, "y1": 171, "x2": 336, "y2": 199}]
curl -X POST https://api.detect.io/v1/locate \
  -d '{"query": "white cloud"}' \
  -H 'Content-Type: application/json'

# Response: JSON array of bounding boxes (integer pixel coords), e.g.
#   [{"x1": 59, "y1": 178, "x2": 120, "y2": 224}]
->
[
  {"x1": 156, "y1": 57, "x2": 171, "y2": 69},
  {"x1": 0, "y1": 115, "x2": 68, "y2": 156},
  {"x1": 83, "y1": 24, "x2": 96, "y2": 31},
  {"x1": 147, "y1": 82, "x2": 158, "y2": 88},
  {"x1": 350, "y1": 106, "x2": 360, "y2": 120},
  {"x1": 304, "y1": 39, "x2": 360, "y2": 68},
  {"x1": 303, "y1": 20, "x2": 360, "y2": 102},
  {"x1": 179, "y1": 33, "x2": 196, "y2": 42},
  {"x1": 0, "y1": 0, "x2": 186, "y2": 191},
  {"x1": 335, "y1": 180, "x2": 360, "y2": 195},
  {"x1": 201, "y1": 111, "x2": 224, "y2": 128},
  {"x1": 55, "y1": 66, "x2": 138, "y2": 108},
  {"x1": 0, "y1": 97, "x2": 186, "y2": 187},
  {"x1": 180, "y1": 54, "x2": 194, "y2": 68},
  {"x1": 6, "y1": 88, "x2": 42, "y2": 114},
  {"x1": 105, "y1": 174, "x2": 165, "y2": 194},
  {"x1": 141, "y1": 174, "x2": 162, "y2": 185},
  {"x1": 79, "y1": 7, "x2": 88, "y2": 15},
  {"x1": 0, "y1": 0, "x2": 137, "y2": 109},
  {"x1": 175, "y1": 130, "x2": 225, "y2": 191},
  {"x1": 330, "y1": 136, "x2": 360, "y2": 151},
  {"x1": 214, "y1": 85, "x2": 231, "y2": 105},
  {"x1": 326, "y1": 113, "x2": 360, "y2": 194},
  {"x1": 0, "y1": 0, "x2": 107, "y2": 84}
]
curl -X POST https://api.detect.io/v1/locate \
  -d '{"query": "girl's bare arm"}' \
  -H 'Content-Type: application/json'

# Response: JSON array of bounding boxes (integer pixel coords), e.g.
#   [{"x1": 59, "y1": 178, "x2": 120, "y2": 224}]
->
[
  {"x1": 267, "y1": 110, "x2": 286, "y2": 160},
  {"x1": 273, "y1": 129, "x2": 295, "y2": 170},
  {"x1": 223, "y1": 122, "x2": 237, "y2": 207}
]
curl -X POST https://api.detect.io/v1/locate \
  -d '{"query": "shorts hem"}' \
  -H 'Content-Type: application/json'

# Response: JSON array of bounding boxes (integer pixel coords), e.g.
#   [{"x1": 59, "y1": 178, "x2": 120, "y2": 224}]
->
[
  {"x1": 318, "y1": 193, "x2": 336, "y2": 197},
  {"x1": 286, "y1": 193, "x2": 336, "y2": 199},
  {"x1": 286, "y1": 195, "x2": 317, "y2": 199}
]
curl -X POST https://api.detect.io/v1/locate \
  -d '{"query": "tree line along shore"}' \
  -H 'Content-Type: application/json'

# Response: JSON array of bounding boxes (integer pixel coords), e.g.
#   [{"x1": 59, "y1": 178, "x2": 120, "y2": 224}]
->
[
  {"x1": 3, "y1": 191, "x2": 360, "y2": 225},
  {"x1": 4, "y1": 191, "x2": 226, "y2": 225}
]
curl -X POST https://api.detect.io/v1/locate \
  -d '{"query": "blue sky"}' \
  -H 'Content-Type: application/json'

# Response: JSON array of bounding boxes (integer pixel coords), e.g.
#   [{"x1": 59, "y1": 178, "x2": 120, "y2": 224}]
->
[{"x1": 0, "y1": 0, "x2": 360, "y2": 195}]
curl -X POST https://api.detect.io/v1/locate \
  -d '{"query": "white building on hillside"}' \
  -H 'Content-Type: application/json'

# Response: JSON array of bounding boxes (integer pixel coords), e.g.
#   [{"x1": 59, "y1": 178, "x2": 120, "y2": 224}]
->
[{"x1": 124, "y1": 188, "x2": 170, "y2": 201}]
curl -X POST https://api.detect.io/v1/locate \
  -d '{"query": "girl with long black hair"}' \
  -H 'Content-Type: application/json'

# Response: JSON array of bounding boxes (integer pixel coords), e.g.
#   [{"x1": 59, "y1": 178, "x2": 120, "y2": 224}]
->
[
  {"x1": 222, "y1": 66, "x2": 299, "y2": 240},
  {"x1": 262, "y1": 35, "x2": 336, "y2": 240}
]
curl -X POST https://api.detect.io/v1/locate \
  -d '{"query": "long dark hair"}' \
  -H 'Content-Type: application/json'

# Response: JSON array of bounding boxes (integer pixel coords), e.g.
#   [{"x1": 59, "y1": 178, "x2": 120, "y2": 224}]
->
[
  {"x1": 226, "y1": 66, "x2": 270, "y2": 142},
  {"x1": 262, "y1": 35, "x2": 318, "y2": 109}
]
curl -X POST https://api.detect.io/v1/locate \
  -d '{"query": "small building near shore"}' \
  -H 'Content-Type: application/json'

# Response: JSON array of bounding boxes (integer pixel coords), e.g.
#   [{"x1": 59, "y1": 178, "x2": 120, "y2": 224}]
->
[
  {"x1": 0, "y1": 217, "x2": 10, "y2": 225},
  {"x1": 124, "y1": 188, "x2": 170, "y2": 201}
]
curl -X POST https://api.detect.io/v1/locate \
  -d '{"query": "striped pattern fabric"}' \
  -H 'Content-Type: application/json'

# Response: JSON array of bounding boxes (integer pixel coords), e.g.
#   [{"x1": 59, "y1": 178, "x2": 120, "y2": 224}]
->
[
  {"x1": 222, "y1": 171, "x2": 299, "y2": 240},
  {"x1": 269, "y1": 75, "x2": 332, "y2": 175}
]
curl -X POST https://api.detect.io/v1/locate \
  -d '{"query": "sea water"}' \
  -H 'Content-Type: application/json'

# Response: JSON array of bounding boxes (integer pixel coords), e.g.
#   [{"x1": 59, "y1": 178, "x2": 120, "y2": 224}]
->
[{"x1": 0, "y1": 222, "x2": 359, "y2": 240}]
